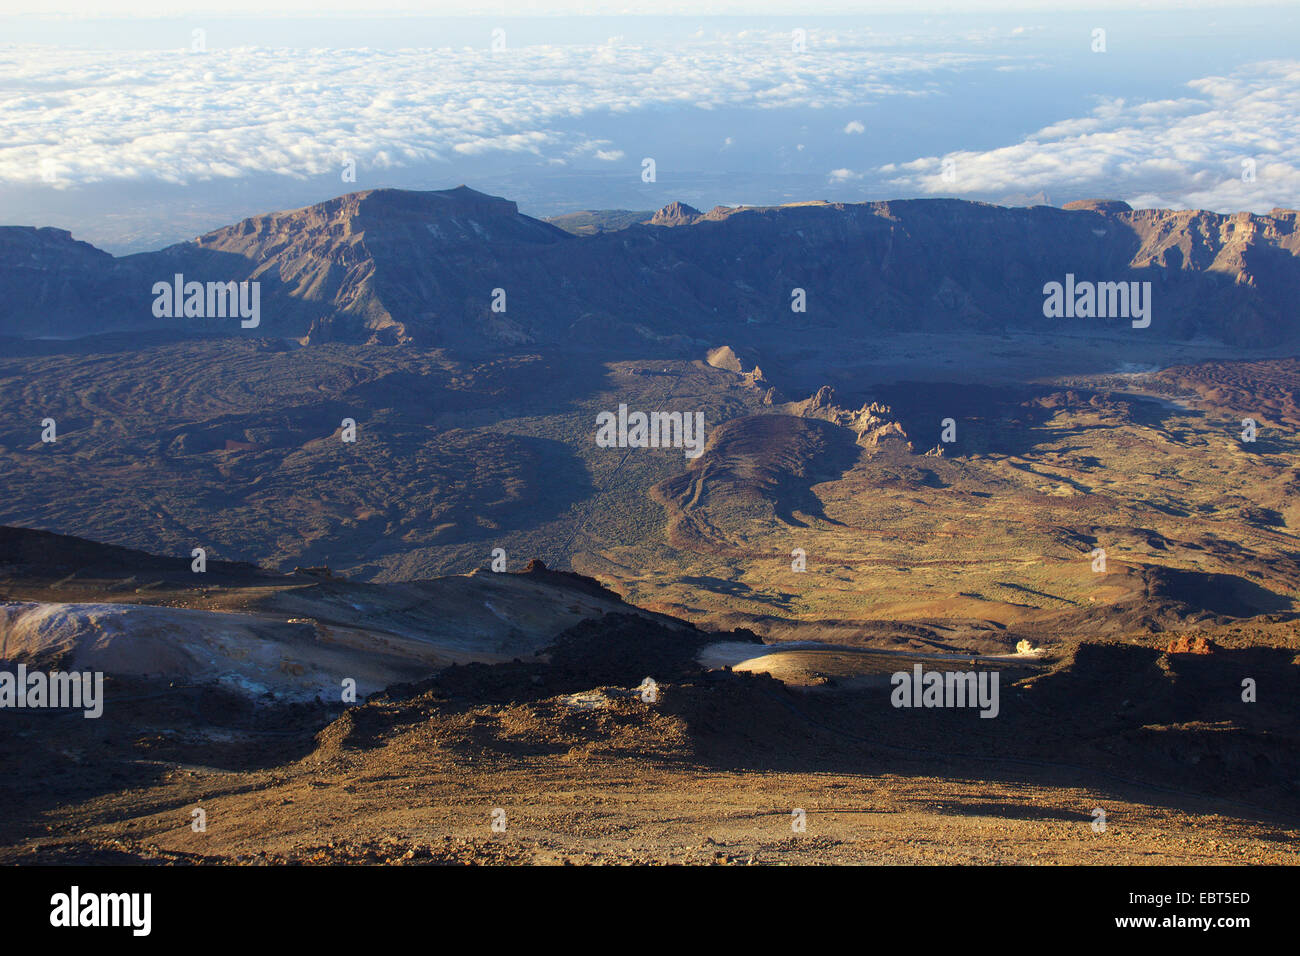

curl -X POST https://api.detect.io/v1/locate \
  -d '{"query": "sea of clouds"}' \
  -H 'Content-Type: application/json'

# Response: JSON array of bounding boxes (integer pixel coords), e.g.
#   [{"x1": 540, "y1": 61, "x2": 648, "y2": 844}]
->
[
  {"x1": 873, "y1": 59, "x2": 1300, "y2": 213},
  {"x1": 2, "y1": 24, "x2": 1298, "y2": 233},
  {"x1": 1, "y1": 32, "x2": 1007, "y2": 187}
]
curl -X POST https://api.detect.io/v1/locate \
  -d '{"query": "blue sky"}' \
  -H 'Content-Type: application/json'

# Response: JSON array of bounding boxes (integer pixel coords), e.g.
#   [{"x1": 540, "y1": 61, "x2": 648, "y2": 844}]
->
[{"x1": 2, "y1": 3, "x2": 1298, "y2": 251}]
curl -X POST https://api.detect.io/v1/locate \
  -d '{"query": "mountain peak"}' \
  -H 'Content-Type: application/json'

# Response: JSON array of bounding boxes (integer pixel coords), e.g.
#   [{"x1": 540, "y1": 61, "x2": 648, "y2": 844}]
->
[
  {"x1": 200, "y1": 187, "x2": 528, "y2": 241},
  {"x1": 192, "y1": 184, "x2": 564, "y2": 251},
  {"x1": 1063, "y1": 199, "x2": 1133, "y2": 213},
  {"x1": 348, "y1": 185, "x2": 522, "y2": 219},
  {"x1": 649, "y1": 201, "x2": 703, "y2": 226}
]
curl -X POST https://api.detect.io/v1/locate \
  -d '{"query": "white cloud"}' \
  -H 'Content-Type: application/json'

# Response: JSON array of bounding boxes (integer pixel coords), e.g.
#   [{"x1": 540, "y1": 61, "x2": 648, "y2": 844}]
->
[
  {"x1": 0, "y1": 32, "x2": 1006, "y2": 188},
  {"x1": 876, "y1": 60, "x2": 1300, "y2": 213},
  {"x1": 844, "y1": 120, "x2": 865, "y2": 134}
]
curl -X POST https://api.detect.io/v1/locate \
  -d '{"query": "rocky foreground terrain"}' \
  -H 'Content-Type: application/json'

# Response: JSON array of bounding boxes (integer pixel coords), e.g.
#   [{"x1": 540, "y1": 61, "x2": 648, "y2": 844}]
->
[
  {"x1": 2, "y1": 188, "x2": 1299, "y2": 864},
  {"x1": 0, "y1": 525, "x2": 1297, "y2": 865}
]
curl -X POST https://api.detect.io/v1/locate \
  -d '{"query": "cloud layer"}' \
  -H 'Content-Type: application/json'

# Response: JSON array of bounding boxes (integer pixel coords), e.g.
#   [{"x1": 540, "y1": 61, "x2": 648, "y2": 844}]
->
[
  {"x1": 0, "y1": 33, "x2": 999, "y2": 188},
  {"x1": 5, "y1": 27, "x2": 1299, "y2": 217},
  {"x1": 873, "y1": 60, "x2": 1300, "y2": 213}
]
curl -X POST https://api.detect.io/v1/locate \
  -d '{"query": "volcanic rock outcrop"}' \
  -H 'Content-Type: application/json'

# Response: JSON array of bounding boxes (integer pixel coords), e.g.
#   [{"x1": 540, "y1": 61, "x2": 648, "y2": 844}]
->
[{"x1": 4, "y1": 187, "x2": 1299, "y2": 347}]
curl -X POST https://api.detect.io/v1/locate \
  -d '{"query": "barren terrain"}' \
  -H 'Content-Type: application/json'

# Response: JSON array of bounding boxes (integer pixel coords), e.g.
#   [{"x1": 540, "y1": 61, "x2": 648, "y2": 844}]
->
[{"x1": 2, "y1": 192, "x2": 1299, "y2": 866}]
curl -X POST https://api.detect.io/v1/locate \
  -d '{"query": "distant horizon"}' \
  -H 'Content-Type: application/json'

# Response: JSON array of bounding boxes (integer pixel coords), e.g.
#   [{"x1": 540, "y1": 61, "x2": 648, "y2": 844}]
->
[
  {"x1": 4, "y1": 6, "x2": 1299, "y2": 252},
  {"x1": 13, "y1": 183, "x2": 1300, "y2": 260},
  {"x1": 6, "y1": 2, "x2": 1292, "y2": 16}
]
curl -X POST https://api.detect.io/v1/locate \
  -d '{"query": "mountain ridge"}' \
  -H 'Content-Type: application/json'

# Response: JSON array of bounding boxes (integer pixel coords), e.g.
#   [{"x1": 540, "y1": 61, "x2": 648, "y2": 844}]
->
[{"x1": 3, "y1": 186, "x2": 1298, "y2": 348}]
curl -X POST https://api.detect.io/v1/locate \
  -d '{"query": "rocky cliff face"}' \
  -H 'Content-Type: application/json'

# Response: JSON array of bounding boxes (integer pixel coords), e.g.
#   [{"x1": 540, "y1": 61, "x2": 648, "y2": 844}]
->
[
  {"x1": 160, "y1": 186, "x2": 571, "y2": 345},
  {"x1": 648, "y1": 201, "x2": 702, "y2": 227},
  {"x1": 780, "y1": 385, "x2": 911, "y2": 450},
  {"x1": 3, "y1": 187, "x2": 1298, "y2": 348},
  {"x1": 0, "y1": 227, "x2": 141, "y2": 338}
]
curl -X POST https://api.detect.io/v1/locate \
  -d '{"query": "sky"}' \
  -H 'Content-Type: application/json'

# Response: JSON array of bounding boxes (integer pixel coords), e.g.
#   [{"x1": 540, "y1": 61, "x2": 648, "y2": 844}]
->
[
  {"x1": 5, "y1": 2, "x2": 1291, "y2": 13},
  {"x1": 2, "y1": 3, "x2": 1298, "y2": 252}
]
